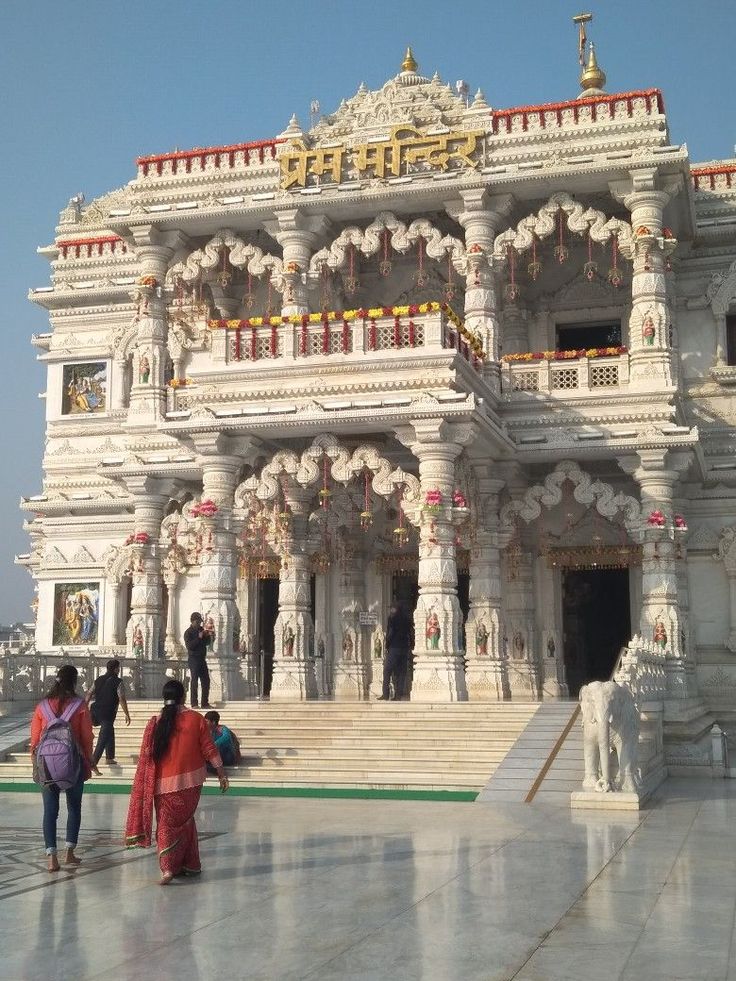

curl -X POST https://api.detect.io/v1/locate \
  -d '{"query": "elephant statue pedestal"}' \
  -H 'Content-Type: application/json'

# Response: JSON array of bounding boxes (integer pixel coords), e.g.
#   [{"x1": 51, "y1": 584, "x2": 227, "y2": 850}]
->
[{"x1": 571, "y1": 679, "x2": 646, "y2": 811}]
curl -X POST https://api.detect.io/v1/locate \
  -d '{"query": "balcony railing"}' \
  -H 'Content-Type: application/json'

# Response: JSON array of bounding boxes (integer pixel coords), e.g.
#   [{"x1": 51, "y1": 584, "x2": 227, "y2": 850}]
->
[
  {"x1": 501, "y1": 348, "x2": 629, "y2": 395},
  {"x1": 206, "y1": 303, "x2": 484, "y2": 370}
]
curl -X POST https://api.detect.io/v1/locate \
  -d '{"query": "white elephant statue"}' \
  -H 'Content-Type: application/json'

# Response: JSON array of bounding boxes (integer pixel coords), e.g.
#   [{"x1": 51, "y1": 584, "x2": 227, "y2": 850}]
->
[{"x1": 580, "y1": 680, "x2": 640, "y2": 793}]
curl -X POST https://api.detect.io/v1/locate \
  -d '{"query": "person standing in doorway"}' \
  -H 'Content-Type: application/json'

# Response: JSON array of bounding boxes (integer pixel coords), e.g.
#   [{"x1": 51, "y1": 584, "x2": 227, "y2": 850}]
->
[
  {"x1": 86, "y1": 659, "x2": 131, "y2": 766},
  {"x1": 379, "y1": 602, "x2": 412, "y2": 701},
  {"x1": 184, "y1": 612, "x2": 212, "y2": 708}
]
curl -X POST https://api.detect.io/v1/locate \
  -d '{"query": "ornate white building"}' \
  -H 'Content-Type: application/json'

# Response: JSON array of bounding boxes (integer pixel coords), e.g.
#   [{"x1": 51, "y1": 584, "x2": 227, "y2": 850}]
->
[{"x1": 17, "y1": 46, "x2": 736, "y2": 763}]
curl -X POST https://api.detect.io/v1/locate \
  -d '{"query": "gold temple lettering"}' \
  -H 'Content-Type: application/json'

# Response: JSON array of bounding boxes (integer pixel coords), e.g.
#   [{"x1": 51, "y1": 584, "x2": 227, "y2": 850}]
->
[{"x1": 280, "y1": 127, "x2": 483, "y2": 189}]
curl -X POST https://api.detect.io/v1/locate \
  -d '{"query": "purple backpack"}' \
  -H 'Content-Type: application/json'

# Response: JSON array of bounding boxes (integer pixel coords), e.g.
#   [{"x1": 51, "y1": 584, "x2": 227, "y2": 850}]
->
[{"x1": 35, "y1": 697, "x2": 83, "y2": 790}]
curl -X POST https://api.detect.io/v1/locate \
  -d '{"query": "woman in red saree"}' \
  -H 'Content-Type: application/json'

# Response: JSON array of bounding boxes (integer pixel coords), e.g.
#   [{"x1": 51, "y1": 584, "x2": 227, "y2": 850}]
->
[{"x1": 125, "y1": 679, "x2": 229, "y2": 884}]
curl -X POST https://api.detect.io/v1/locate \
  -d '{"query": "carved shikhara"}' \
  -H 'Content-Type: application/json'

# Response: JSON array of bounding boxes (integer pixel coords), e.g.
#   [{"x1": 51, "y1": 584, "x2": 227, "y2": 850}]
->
[{"x1": 13, "y1": 50, "x2": 736, "y2": 760}]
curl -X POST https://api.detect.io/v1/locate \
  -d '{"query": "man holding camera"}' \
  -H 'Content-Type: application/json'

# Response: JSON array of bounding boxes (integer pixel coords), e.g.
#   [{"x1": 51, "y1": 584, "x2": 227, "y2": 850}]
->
[{"x1": 184, "y1": 612, "x2": 212, "y2": 708}]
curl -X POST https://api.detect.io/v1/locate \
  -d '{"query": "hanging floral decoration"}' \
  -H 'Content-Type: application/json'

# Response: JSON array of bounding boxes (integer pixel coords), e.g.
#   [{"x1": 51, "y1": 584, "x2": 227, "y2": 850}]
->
[
  {"x1": 391, "y1": 485, "x2": 409, "y2": 548},
  {"x1": 647, "y1": 509, "x2": 666, "y2": 528},
  {"x1": 583, "y1": 231, "x2": 597, "y2": 281},
  {"x1": 319, "y1": 455, "x2": 332, "y2": 508},
  {"x1": 217, "y1": 247, "x2": 231, "y2": 287},
  {"x1": 674, "y1": 514, "x2": 688, "y2": 531},
  {"x1": 553, "y1": 209, "x2": 569, "y2": 264},
  {"x1": 504, "y1": 244, "x2": 520, "y2": 301},
  {"x1": 527, "y1": 236, "x2": 542, "y2": 281},
  {"x1": 360, "y1": 470, "x2": 373, "y2": 531},
  {"x1": 379, "y1": 229, "x2": 392, "y2": 277},
  {"x1": 138, "y1": 275, "x2": 158, "y2": 288},
  {"x1": 443, "y1": 252, "x2": 457, "y2": 302},
  {"x1": 415, "y1": 236, "x2": 429, "y2": 288},
  {"x1": 344, "y1": 244, "x2": 359, "y2": 295},
  {"x1": 608, "y1": 236, "x2": 623, "y2": 288}
]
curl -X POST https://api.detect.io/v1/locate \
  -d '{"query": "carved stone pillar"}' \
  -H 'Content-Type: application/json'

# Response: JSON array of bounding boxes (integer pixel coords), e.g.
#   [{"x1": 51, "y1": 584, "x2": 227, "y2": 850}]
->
[
  {"x1": 197, "y1": 453, "x2": 242, "y2": 702},
  {"x1": 268, "y1": 210, "x2": 330, "y2": 326},
  {"x1": 504, "y1": 549, "x2": 540, "y2": 699},
  {"x1": 464, "y1": 474, "x2": 509, "y2": 700},
  {"x1": 718, "y1": 526, "x2": 736, "y2": 653},
  {"x1": 124, "y1": 478, "x2": 169, "y2": 696},
  {"x1": 611, "y1": 171, "x2": 678, "y2": 388},
  {"x1": 127, "y1": 230, "x2": 185, "y2": 427},
  {"x1": 400, "y1": 420, "x2": 470, "y2": 701},
  {"x1": 333, "y1": 536, "x2": 369, "y2": 700},
  {"x1": 271, "y1": 489, "x2": 317, "y2": 700},
  {"x1": 450, "y1": 191, "x2": 513, "y2": 396},
  {"x1": 621, "y1": 449, "x2": 694, "y2": 697}
]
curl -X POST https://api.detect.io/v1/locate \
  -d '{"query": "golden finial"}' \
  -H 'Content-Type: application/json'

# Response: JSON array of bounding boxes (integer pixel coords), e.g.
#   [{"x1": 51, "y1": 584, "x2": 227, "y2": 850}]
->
[
  {"x1": 580, "y1": 41, "x2": 606, "y2": 92},
  {"x1": 401, "y1": 46, "x2": 418, "y2": 73}
]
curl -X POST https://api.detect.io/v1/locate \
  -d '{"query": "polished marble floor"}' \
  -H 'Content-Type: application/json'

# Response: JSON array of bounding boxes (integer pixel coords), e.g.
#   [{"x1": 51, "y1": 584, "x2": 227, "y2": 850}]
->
[{"x1": 1, "y1": 779, "x2": 735, "y2": 981}]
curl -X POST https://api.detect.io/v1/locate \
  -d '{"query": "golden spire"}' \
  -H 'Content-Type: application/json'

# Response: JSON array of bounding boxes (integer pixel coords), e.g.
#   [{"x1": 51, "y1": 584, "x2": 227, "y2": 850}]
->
[
  {"x1": 401, "y1": 46, "x2": 418, "y2": 73},
  {"x1": 580, "y1": 41, "x2": 606, "y2": 92}
]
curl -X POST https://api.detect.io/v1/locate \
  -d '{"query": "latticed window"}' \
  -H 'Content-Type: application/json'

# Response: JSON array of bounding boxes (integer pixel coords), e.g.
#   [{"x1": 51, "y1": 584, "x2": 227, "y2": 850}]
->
[
  {"x1": 228, "y1": 332, "x2": 283, "y2": 361},
  {"x1": 590, "y1": 363, "x2": 620, "y2": 387},
  {"x1": 512, "y1": 371, "x2": 540, "y2": 392},
  {"x1": 373, "y1": 319, "x2": 423, "y2": 350},
  {"x1": 550, "y1": 367, "x2": 579, "y2": 389},
  {"x1": 308, "y1": 328, "x2": 351, "y2": 356}
]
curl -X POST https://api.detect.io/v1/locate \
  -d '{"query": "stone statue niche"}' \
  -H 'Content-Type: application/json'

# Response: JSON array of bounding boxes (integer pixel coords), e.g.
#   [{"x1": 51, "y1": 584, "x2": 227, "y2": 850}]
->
[{"x1": 580, "y1": 680, "x2": 640, "y2": 793}]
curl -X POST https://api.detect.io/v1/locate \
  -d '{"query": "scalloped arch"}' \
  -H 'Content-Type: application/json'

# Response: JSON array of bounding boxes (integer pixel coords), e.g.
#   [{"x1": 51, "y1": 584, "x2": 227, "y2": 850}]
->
[
  {"x1": 499, "y1": 460, "x2": 642, "y2": 534},
  {"x1": 166, "y1": 229, "x2": 282, "y2": 286},
  {"x1": 308, "y1": 211, "x2": 465, "y2": 278},
  {"x1": 708, "y1": 258, "x2": 736, "y2": 315},
  {"x1": 234, "y1": 434, "x2": 420, "y2": 508},
  {"x1": 492, "y1": 192, "x2": 633, "y2": 260}
]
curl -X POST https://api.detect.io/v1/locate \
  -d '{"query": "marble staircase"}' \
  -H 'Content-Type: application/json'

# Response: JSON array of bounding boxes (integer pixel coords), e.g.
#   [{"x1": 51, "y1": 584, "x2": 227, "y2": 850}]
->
[
  {"x1": 476, "y1": 702, "x2": 584, "y2": 803},
  {"x1": 0, "y1": 700, "x2": 545, "y2": 795}
]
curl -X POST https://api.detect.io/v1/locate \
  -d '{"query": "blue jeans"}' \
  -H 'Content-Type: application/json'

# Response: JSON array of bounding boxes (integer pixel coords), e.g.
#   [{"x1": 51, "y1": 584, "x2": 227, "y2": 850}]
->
[
  {"x1": 92, "y1": 717, "x2": 116, "y2": 765},
  {"x1": 41, "y1": 775, "x2": 85, "y2": 855}
]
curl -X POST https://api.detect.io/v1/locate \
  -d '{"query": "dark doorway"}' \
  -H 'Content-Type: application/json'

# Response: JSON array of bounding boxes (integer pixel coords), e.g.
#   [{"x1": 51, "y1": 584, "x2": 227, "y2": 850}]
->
[
  {"x1": 556, "y1": 320, "x2": 621, "y2": 352},
  {"x1": 562, "y1": 568, "x2": 631, "y2": 697},
  {"x1": 391, "y1": 572, "x2": 418, "y2": 614},
  {"x1": 257, "y1": 578, "x2": 278, "y2": 696}
]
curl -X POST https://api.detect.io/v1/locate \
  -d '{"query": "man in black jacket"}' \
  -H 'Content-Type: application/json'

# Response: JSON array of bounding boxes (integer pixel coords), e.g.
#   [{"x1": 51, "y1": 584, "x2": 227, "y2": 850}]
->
[
  {"x1": 379, "y1": 602, "x2": 412, "y2": 701},
  {"x1": 184, "y1": 612, "x2": 212, "y2": 708},
  {"x1": 86, "y1": 658, "x2": 130, "y2": 765}
]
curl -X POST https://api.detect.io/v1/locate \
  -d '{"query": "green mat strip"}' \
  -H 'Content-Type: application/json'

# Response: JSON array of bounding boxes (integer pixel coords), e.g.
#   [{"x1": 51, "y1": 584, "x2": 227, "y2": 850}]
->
[{"x1": 0, "y1": 781, "x2": 477, "y2": 802}]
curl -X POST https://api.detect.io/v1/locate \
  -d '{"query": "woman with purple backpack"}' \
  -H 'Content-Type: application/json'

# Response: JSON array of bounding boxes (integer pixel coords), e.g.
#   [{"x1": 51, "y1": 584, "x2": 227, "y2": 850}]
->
[{"x1": 30, "y1": 664, "x2": 99, "y2": 872}]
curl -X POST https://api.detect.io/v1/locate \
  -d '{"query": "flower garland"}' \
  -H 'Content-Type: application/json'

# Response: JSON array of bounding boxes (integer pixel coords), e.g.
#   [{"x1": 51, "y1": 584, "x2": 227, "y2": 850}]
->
[
  {"x1": 502, "y1": 346, "x2": 627, "y2": 363},
  {"x1": 168, "y1": 378, "x2": 190, "y2": 388},
  {"x1": 208, "y1": 302, "x2": 483, "y2": 359},
  {"x1": 124, "y1": 531, "x2": 151, "y2": 546},
  {"x1": 423, "y1": 489, "x2": 443, "y2": 515},
  {"x1": 190, "y1": 499, "x2": 219, "y2": 519}
]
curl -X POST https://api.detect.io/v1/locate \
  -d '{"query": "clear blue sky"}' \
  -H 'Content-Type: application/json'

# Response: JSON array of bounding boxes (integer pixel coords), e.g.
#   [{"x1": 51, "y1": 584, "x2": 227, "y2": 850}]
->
[{"x1": 1, "y1": 0, "x2": 734, "y2": 624}]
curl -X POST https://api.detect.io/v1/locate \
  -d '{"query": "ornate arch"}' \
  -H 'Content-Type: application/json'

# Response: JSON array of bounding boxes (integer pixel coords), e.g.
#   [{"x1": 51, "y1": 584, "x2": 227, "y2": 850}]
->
[
  {"x1": 492, "y1": 192, "x2": 633, "y2": 260},
  {"x1": 234, "y1": 434, "x2": 420, "y2": 509},
  {"x1": 165, "y1": 229, "x2": 282, "y2": 286},
  {"x1": 499, "y1": 460, "x2": 642, "y2": 534},
  {"x1": 111, "y1": 317, "x2": 140, "y2": 362},
  {"x1": 308, "y1": 211, "x2": 465, "y2": 278}
]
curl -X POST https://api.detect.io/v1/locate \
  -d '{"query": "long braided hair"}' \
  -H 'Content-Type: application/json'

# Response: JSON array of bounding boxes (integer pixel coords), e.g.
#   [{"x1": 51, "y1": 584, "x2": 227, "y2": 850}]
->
[{"x1": 152, "y1": 679, "x2": 185, "y2": 761}]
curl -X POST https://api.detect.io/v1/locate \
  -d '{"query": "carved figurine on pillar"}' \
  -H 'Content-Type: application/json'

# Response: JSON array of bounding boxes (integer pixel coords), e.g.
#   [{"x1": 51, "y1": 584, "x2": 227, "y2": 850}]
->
[{"x1": 333, "y1": 535, "x2": 370, "y2": 700}]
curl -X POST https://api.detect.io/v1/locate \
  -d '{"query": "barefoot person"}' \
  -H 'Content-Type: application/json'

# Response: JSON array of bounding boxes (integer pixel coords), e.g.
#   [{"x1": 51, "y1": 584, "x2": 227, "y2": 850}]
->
[
  {"x1": 30, "y1": 664, "x2": 99, "y2": 872},
  {"x1": 124, "y1": 679, "x2": 229, "y2": 884}
]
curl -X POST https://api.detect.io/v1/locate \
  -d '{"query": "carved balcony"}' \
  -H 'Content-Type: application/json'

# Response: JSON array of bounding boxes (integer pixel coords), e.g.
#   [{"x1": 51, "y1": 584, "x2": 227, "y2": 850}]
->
[{"x1": 501, "y1": 349, "x2": 630, "y2": 399}]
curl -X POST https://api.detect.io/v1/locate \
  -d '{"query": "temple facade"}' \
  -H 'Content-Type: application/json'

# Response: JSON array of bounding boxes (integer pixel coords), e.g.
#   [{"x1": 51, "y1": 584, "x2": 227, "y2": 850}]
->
[{"x1": 17, "y1": 46, "x2": 736, "y2": 763}]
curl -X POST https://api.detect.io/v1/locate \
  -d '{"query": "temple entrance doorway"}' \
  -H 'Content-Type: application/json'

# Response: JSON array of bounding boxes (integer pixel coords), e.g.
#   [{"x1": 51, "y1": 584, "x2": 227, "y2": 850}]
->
[
  {"x1": 257, "y1": 578, "x2": 278, "y2": 696},
  {"x1": 561, "y1": 567, "x2": 631, "y2": 698}
]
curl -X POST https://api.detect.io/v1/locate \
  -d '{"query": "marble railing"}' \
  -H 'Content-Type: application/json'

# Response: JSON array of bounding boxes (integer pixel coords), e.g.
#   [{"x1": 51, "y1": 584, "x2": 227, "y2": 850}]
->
[
  {"x1": 613, "y1": 635, "x2": 668, "y2": 702},
  {"x1": 206, "y1": 305, "x2": 483, "y2": 370},
  {"x1": 0, "y1": 649, "x2": 187, "y2": 703},
  {"x1": 502, "y1": 351, "x2": 629, "y2": 396}
]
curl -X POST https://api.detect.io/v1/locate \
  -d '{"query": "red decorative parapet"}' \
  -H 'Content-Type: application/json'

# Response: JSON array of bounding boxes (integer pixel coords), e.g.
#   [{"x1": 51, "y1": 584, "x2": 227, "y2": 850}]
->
[
  {"x1": 490, "y1": 89, "x2": 665, "y2": 135},
  {"x1": 136, "y1": 138, "x2": 285, "y2": 177},
  {"x1": 691, "y1": 165, "x2": 736, "y2": 190},
  {"x1": 57, "y1": 235, "x2": 126, "y2": 258}
]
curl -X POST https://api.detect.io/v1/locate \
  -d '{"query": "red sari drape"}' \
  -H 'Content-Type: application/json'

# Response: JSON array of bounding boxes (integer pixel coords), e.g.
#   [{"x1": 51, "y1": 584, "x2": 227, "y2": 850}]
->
[{"x1": 124, "y1": 717, "x2": 204, "y2": 875}]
